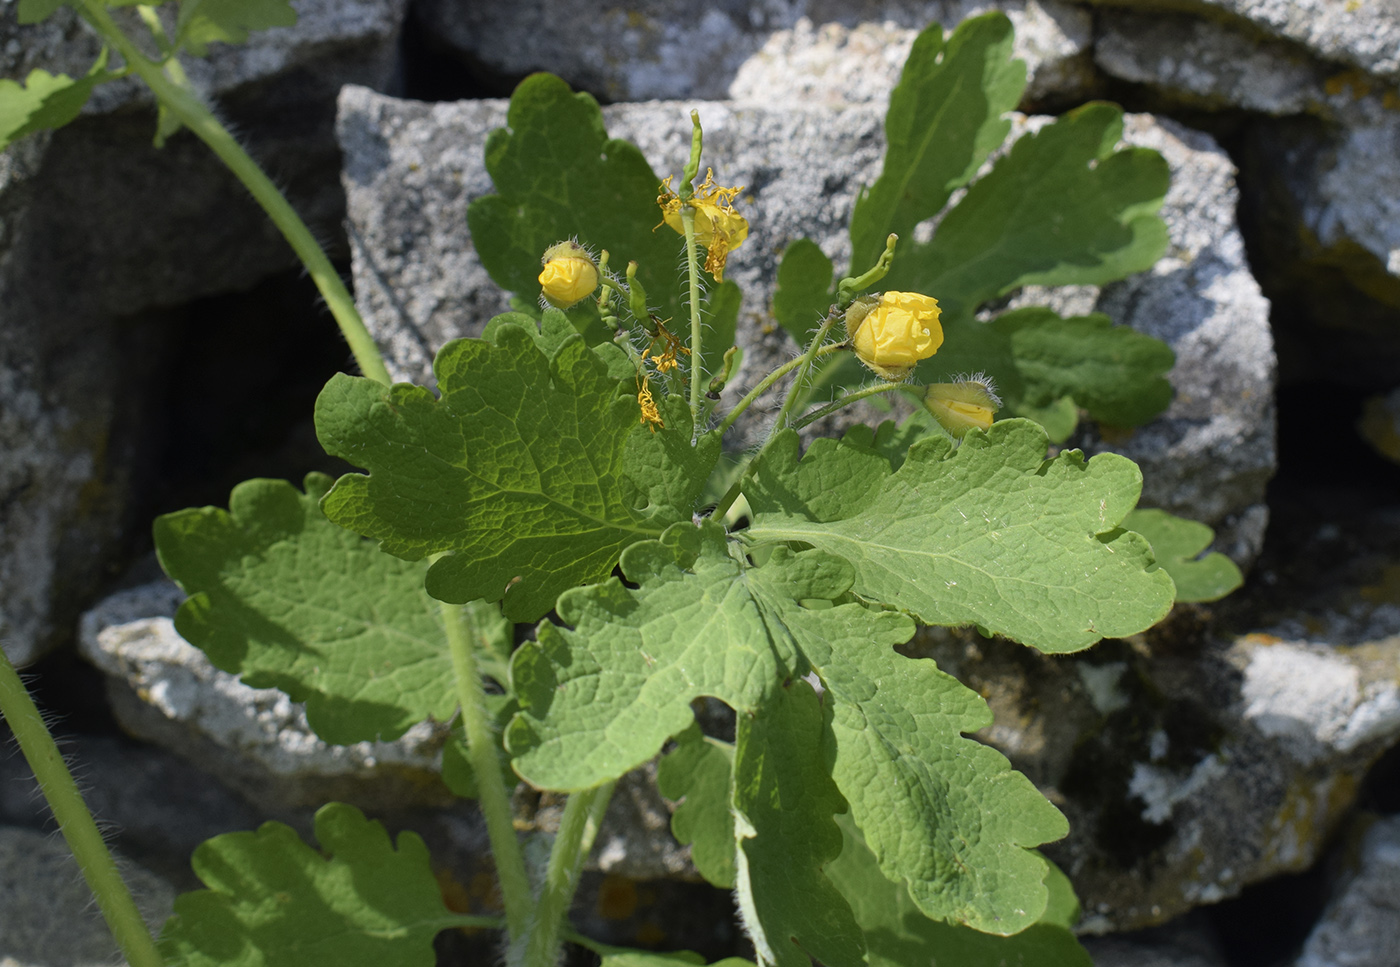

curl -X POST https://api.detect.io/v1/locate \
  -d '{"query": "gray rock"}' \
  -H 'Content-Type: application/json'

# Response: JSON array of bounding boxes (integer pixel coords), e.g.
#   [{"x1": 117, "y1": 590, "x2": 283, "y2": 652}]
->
[
  {"x1": 78, "y1": 580, "x2": 456, "y2": 812},
  {"x1": 915, "y1": 620, "x2": 1400, "y2": 933},
  {"x1": 0, "y1": 0, "x2": 407, "y2": 666},
  {"x1": 337, "y1": 85, "x2": 1274, "y2": 549},
  {"x1": 1296, "y1": 814, "x2": 1400, "y2": 967},
  {"x1": 0, "y1": 825, "x2": 175, "y2": 967},
  {"x1": 414, "y1": 0, "x2": 1093, "y2": 106}
]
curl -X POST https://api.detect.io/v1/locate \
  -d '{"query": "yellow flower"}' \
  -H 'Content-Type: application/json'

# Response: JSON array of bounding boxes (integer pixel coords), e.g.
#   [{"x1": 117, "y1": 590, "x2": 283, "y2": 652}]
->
[
  {"x1": 637, "y1": 371, "x2": 664, "y2": 431},
  {"x1": 538, "y1": 241, "x2": 599, "y2": 308},
  {"x1": 924, "y1": 375, "x2": 1001, "y2": 438},
  {"x1": 657, "y1": 169, "x2": 749, "y2": 282},
  {"x1": 844, "y1": 291, "x2": 944, "y2": 381}
]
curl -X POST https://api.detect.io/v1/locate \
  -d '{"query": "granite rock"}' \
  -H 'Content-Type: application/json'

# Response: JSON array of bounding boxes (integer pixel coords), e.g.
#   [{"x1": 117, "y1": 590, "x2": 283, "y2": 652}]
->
[
  {"x1": 0, "y1": 0, "x2": 408, "y2": 666},
  {"x1": 1296, "y1": 814, "x2": 1400, "y2": 967}
]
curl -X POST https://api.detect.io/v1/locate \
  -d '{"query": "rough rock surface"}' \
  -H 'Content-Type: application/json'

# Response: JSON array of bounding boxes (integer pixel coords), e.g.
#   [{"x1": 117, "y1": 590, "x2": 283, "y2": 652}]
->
[
  {"x1": 78, "y1": 579, "x2": 454, "y2": 812},
  {"x1": 0, "y1": 0, "x2": 407, "y2": 667},
  {"x1": 0, "y1": 825, "x2": 174, "y2": 967},
  {"x1": 337, "y1": 85, "x2": 1274, "y2": 547},
  {"x1": 415, "y1": 0, "x2": 1094, "y2": 105},
  {"x1": 1295, "y1": 814, "x2": 1400, "y2": 967}
]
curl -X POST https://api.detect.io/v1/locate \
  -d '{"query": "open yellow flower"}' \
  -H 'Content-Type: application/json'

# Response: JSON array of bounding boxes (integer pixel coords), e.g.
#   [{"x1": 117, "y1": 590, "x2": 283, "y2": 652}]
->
[
  {"x1": 657, "y1": 169, "x2": 749, "y2": 281},
  {"x1": 538, "y1": 241, "x2": 599, "y2": 308},
  {"x1": 924, "y1": 375, "x2": 1001, "y2": 438},
  {"x1": 844, "y1": 291, "x2": 943, "y2": 380}
]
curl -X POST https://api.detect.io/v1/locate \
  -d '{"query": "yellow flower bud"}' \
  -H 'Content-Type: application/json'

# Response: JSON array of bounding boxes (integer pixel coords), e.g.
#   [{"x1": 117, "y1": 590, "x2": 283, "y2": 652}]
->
[
  {"x1": 924, "y1": 376, "x2": 1001, "y2": 438},
  {"x1": 538, "y1": 241, "x2": 599, "y2": 308},
  {"x1": 844, "y1": 291, "x2": 944, "y2": 380}
]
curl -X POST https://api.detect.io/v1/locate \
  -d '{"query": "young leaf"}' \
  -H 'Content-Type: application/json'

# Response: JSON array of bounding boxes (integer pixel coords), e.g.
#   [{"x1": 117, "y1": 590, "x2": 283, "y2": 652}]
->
[
  {"x1": 826, "y1": 815, "x2": 1094, "y2": 967},
  {"x1": 849, "y1": 12, "x2": 1026, "y2": 273},
  {"x1": 919, "y1": 308, "x2": 1176, "y2": 430},
  {"x1": 0, "y1": 54, "x2": 109, "y2": 151},
  {"x1": 160, "y1": 803, "x2": 463, "y2": 967},
  {"x1": 731, "y1": 680, "x2": 865, "y2": 967},
  {"x1": 316, "y1": 324, "x2": 709, "y2": 622},
  {"x1": 1123, "y1": 508, "x2": 1243, "y2": 603},
  {"x1": 175, "y1": 0, "x2": 298, "y2": 58},
  {"x1": 883, "y1": 102, "x2": 1170, "y2": 322},
  {"x1": 770, "y1": 589, "x2": 1067, "y2": 934},
  {"x1": 655, "y1": 725, "x2": 737, "y2": 889},
  {"x1": 771, "y1": 239, "x2": 835, "y2": 346},
  {"x1": 153, "y1": 474, "x2": 458, "y2": 744},
  {"x1": 744, "y1": 420, "x2": 1176, "y2": 652},
  {"x1": 17, "y1": 0, "x2": 65, "y2": 24}
]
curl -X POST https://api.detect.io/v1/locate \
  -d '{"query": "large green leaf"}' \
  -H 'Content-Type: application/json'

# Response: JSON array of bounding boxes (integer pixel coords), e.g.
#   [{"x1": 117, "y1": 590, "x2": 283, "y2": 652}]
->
[
  {"x1": 159, "y1": 803, "x2": 463, "y2": 967},
  {"x1": 920, "y1": 307, "x2": 1176, "y2": 431},
  {"x1": 773, "y1": 591, "x2": 1067, "y2": 934},
  {"x1": 0, "y1": 55, "x2": 108, "y2": 151},
  {"x1": 503, "y1": 521, "x2": 815, "y2": 789},
  {"x1": 849, "y1": 13, "x2": 1025, "y2": 273},
  {"x1": 731, "y1": 681, "x2": 864, "y2": 967},
  {"x1": 176, "y1": 0, "x2": 298, "y2": 57},
  {"x1": 744, "y1": 420, "x2": 1175, "y2": 652},
  {"x1": 883, "y1": 102, "x2": 1169, "y2": 321},
  {"x1": 1124, "y1": 508, "x2": 1242, "y2": 603},
  {"x1": 154, "y1": 474, "x2": 460, "y2": 744},
  {"x1": 316, "y1": 319, "x2": 713, "y2": 621},
  {"x1": 827, "y1": 815, "x2": 1094, "y2": 967}
]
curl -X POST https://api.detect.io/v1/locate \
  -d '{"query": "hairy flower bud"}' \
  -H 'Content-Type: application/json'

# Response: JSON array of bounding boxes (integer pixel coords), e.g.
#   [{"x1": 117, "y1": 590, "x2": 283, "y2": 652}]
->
[
  {"x1": 924, "y1": 375, "x2": 1001, "y2": 438},
  {"x1": 538, "y1": 241, "x2": 599, "y2": 308},
  {"x1": 844, "y1": 291, "x2": 943, "y2": 380}
]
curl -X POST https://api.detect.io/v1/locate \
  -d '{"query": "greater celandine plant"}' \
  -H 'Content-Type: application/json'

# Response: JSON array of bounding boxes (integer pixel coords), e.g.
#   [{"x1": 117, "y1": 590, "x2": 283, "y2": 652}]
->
[{"x1": 0, "y1": 3, "x2": 1246, "y2": 966}]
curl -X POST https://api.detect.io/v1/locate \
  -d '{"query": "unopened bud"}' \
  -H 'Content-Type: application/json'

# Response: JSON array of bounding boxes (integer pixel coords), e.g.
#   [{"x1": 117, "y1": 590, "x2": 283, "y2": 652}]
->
[
  {"x1": 538, "y1": 241, "x2": 599, "y2": 308},
  {"x1": 924, "y1": 375, "x2": 1001, "y2": 438},
  {"x1": 844, "y1": 291, "x2": 943, "y2": 381}
]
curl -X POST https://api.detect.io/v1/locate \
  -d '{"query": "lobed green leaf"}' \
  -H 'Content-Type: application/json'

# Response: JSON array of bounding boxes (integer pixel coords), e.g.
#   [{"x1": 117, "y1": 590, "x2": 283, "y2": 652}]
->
[
  {"x1": 656, "y1": 725, "x2": 737, "y2": 889},
  {"x1": 826, "y1": 815, "x2": 1094, "y2": 967},
  {"x1": 315, "y1": 319, "x2": 714, "y2": 622},
  {"x1": 153, "y1": 474, "x2": 459, "y2": 744},
  {"x1": 849, "y1": 12, "x2": 1026, "y2": 274},
  {"x1": 159, "y1": 803, "x2": 460, "y2": 967},
  {"x1": 731, "y1": 681, "x2": 865, "y2": 967},
  {"x1": 0, "y1": 54, "x2": 108, "y2": 151},
  {"x1": 745, "y1": 420, "x2": 1176, "y2": 652},
  {"x1": 771, "y1": 239, "x2": 835, "y2": 346},
  {"x1": 1124, "y1": 508, "x2": 1242, "y2": 603}
]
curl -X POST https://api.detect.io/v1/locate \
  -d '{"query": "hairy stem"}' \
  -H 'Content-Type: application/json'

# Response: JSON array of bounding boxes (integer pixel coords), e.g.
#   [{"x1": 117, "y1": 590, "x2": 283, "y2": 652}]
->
[
  {"x1": 790, "y1": 381, "x2": 908, "y2": 431},
  {"x1": 714, "y1": 341, "x2": 847, "y2": 438},
  {"x1": 683, "y1": 205, "x2": 705, "y2": 420},
  {"x1": 771, "y1": 313, "x2": 842, "y2": 436},
  {"x1": 515, "y1": 781, "x2": 616, "y2": 967},
  {"x1": 0, "y1": 649, "x2": 165, "y2": 967},
  {"x1": 443, "y1": 602, "x2": 532, "y2": 942},
  {"x1": 74, "y1": 0, "x2": 391, "y2": 386}
]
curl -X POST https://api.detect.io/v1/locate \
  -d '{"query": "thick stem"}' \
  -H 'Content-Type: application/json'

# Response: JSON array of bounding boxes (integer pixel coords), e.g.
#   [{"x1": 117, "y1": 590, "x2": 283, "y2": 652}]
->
[
  {"x1": 516, "y1": 781, "x2": 616, "y2": 967},
  {"x1": 0, "y1": 649, "x2": 165, "y2": 967},
  {"x1": 74, "y1": 0, "x2": 392, "y2": 386},
  {"x1": 714, "y1": 342, "x2": 847, "y2": 439},
  {"x1": 790, "y1": 381, "x2": 907, "y2": 432},
  {"x1": 443, "y1": 602, "x2": 533, "y2": 942}
]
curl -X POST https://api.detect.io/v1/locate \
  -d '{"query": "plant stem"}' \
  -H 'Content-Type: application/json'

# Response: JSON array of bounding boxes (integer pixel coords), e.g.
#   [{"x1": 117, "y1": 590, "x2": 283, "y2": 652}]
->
[
  {"x1": 73, "y1": 0, "x2": 392, "y2": 386},
  {"x1": 516, "y1": 781, "x2": 616, "y2": 967},
  {"x1": 443, "y1": 602, "x2": 532, "y2": 942},
  {"x1": 771, "y1": 313, "x2": 842, "y2": 435},
  {"x1": 790, "y1": 381, "x2": 908, "y2": 431},
  {"x1": 683, "y1": 205, "x2": 705, "y2": 419},
  {"x1": 714, "y1": 342, "x2": 847, "y2": 438},
  {"x1": 0, "y1": 649, "x2": 164, "y2": 967}
]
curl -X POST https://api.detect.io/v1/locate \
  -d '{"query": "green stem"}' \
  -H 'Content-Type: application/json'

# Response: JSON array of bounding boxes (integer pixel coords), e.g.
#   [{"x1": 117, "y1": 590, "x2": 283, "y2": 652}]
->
[
  {"x1": 515, "y1": 781, "x2": 616, "y2": 967},
  {"x1": 683, "y1": 205, "x2": 705, "y2": 419},
  {"x1": 443, "y1": 602, "x2": 532, "y2": 942},
  {"x1": 771, "y1": 313, "x2": 842, "y2": 436},
  {"x1": 0, "y1": 649, "x2": 164, "y2": 967},
  {"x1": 790, "y1": 381, "x2": 907, "y2": 432},
  {"x1": 73, "y1": 0, "x2": 392, "y2": 386},
  {"x1": 714, "y1": 342, "x2": 847, "y2": 438}
]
